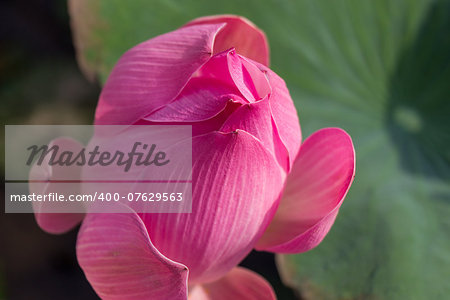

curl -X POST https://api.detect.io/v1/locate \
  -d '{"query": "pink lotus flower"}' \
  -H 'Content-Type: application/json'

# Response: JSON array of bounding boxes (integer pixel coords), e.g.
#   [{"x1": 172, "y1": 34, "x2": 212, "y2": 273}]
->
[{"x1": 33, "y1": 15, "x2": 355, "y2": 299}]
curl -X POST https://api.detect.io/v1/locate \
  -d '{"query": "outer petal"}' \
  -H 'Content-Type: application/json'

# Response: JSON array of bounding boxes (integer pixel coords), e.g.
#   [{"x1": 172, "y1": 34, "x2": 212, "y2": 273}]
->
[
  {"x1": 140, "y1": 130, "x2": 285, "y2": 283},
  {"x1": 95, "y1": 23, "x2": 224, "y2": 125},
  {"x1": 76, "y1": 205, "x2": 189, "y2": 300},
  {"x1": 184, "y1": 15, "x2": 270, "y2": 66},
  {"x1": 258, "y1": 64, "x2": 302, "y2": 170},
  {"x1": 255, "y1": 128, "x2": 355, "y2": 253},
  {"x1": 29, "y1": 137, "x2": 85, "y2": 234},
  {"x1": 189, "y1": 267, "x2": 276, "y2": 300}
]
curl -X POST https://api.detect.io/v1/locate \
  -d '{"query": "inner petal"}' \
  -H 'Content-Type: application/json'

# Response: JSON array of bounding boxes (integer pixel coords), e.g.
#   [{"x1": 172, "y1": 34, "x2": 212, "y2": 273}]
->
[
  {"x1": 196, "y1": 48, "x2": 270, "y2": 102},
  {"x1": 144, "y1": 76, "x2": 244, "y2": 123}
]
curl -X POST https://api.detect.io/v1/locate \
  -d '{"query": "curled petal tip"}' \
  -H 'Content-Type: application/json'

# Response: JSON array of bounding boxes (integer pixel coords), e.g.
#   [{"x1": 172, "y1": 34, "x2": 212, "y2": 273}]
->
[{"x1": 185, "y1": 15, "x2": 270, "y2": 66}]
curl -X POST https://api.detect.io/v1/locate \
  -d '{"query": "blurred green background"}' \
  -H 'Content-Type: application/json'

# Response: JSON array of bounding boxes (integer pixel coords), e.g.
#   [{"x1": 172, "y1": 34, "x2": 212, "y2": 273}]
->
[
  {"x1": 0, "y1": 0, "x2": 99, "y2": 299},
  {"x1": 1, "y1": 0, "x2": 449, "y2": 299}
]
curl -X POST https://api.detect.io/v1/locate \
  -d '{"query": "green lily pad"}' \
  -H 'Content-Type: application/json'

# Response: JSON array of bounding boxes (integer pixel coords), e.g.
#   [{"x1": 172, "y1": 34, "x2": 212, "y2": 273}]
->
[{"x1": 69, "y1": 0, "x2": 450, "y2": 298}]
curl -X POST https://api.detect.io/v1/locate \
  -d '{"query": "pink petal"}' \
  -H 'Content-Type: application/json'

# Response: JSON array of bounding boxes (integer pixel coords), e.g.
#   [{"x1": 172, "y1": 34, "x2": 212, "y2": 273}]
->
[
  {"x1": 95, "y1": 23, "x2": 224, "y2": 125},
  {"x1": 184, "y1": 15, "x2": 270, "y2": 66},
  {"x1": 188, "y1": 100, "x2": 243, "y2": 136},
  {"x1": 29, "y1": 137, "x2": 85, "y2": 234},
  {"x1": 196, "y1": 49, "x2": 270, "y2": 103},
  {"x1": 140, "y1": 130, "x2": 285, "y2": 283},
  {"x1": 227, "y1": 52, "x2": 270, "y2": 102},
  {"x1": 190, "y1": 100, "x2": 242, "y2": 136},
  {"x1": 220, "y1": 97, "x2": 289, "y2": 171},
  {"x1": 259, "y1": 64, "x2": 302, "y2": 170},
  {"x1": 255, "y1": 128, "x2": 355, "y2": 253},
  {"x1": 189, "y1": 267, "x2": 276, "y2": 300},
  {"x1": 76, "y1": 205, "x2": 189, "y2": 300},
  {"x1": 136, "y1": 100, "x2": 243, "y2": 137},
  {"x1": 33, "y1": 210, "x2": 84, "y2": 235},
  {"x1": 145, "y1": 77, "x2": 245, "y2": 122}
]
